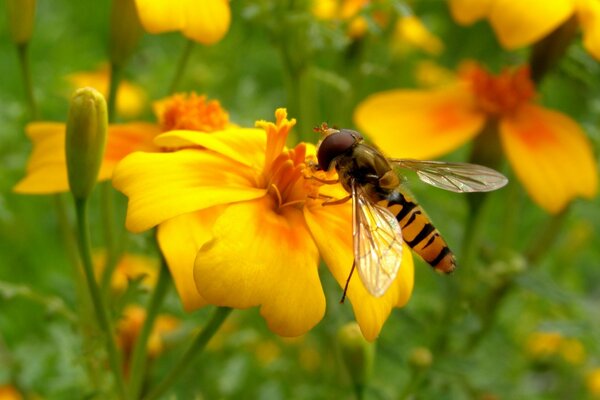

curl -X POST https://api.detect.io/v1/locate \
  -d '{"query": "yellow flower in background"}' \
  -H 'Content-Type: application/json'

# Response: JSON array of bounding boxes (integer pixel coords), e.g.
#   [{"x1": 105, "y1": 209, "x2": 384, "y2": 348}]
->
[
  {"x1": 587, "y1": 368, "x2": 600, "y2": 397},
  {"x1": 526, "y1": 331, "x2": 586, "y2": 365},
  {"x1": 448, "y1": 0, "x2": 600, "y2": 60},
  {"x1": 0, "y1": 385, "x2": 22, "y2": 400},
  {"x1": 354, "y1": 61, "x2": 598, "y2": 214},
  {"x1": 392, "y1": 15, "x2": 444, "y2": 56},
  {"x1": 94, "y1": 252, "x2": 159, "y2": 292},
  {"x1": 113, "y1": 109, "x2": 414, "y2": 340},
  {"x1": 67, "y1": 66, "x2": 146, "y2": 118},
  {"x1": 14, "y1": 93, "x2": 228, "y2": 194},
  {"x1": 134, "y1": 0, "x2": 231, "y2": 45},
  {"x1": 312, "y1": 0, "x2": 384, "y2": 39}
]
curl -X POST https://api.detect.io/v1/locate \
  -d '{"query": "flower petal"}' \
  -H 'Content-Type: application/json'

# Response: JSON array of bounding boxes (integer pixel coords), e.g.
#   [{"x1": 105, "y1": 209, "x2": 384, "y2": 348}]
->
[
  {"x1": 155, "y1": 128, "x2": 266, "y2": 170},
  {"x1": 499, "y1": 104, "x2": 598, "y2": 213},
  {"x1": 113, "y1": 149, "x2": 266, "y2": 232},
  {"x1": 488, "y1": 0, "x2": 574, "y2": 49},
  {"x1": 304, "y1": 202, "x2": 414, "y2": 341},
  {"x1": 194, "y1": 198, "x2": 325, "y2": 337},
  {"x1": 578, "y1": 0, "x2": 600, "y2": 60},
  {"x1": 354, "y1": 84, "x2": 486, "y2": 159},
  {"x1": 448, "y1": 0, "x2": 493, "y2": 25},
  {"x1": 157, "y1": 210, "x2": 221, "y2": 311},
  {"x1": 134, "y1": 0, "x2": 230, "y2": 45}
]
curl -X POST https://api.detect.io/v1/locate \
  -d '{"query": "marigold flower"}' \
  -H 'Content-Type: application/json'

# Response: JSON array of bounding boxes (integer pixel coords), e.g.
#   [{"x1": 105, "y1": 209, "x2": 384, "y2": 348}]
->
[
  {"x1": 113, "y1": 109, "x2": 414, "y2": 340},
  {"x1": 14, "y1": 93, "x2": 227, "y2": 194},
  {"x1": 94, "y1": 252, "x2": 159, "y2": 292},
  {"x1": 134, "y1": 0, "x2": 231, "y2": 45},
  {"x1": 526, "y1": 331, "x2": 586, "y2": 365},
  {"x1": 392, "y1": 15, "x2": 444, "y2": 56},
  {"x1": 587, "y1": 368, "x2": 600, "y2": 397},
  {"x1": 354, "y1": 61, "x2": 598, "y2": 214},
  {"x1": 0, "y1": 385, "x2": 22, "y2": 400},
  {"x1": 311, "y1": 0, "x2": 386, "y2": 39},
  {"x1": 448, "y1": 0, "x2": 600, "y2": 60}
]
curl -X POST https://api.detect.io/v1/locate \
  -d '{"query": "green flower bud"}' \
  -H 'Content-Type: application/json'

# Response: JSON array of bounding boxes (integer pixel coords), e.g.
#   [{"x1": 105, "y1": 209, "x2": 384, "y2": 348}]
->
[
  {"x1": 5, "y1": 0, "x2": 36, "y2": 44},
  {"x1": 65, "y1": 88, "x2": 108, "y2": 200},
  {"x1": 409, "y1": 346, "x2": 433, "y2": 369},
  {"x1": 337, "y1": 322, "x2": 375, "y2": 393},
  {"x1": 109, "y1": 0, "x2": 143, "y2": 66}
]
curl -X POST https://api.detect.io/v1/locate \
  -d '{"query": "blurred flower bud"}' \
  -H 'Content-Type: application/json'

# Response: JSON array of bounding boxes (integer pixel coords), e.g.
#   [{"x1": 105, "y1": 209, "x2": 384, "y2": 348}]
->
[
  {"x1": 5, "y1": 0, "x2": 36, "y2": 44},
  {"x1": 409, "y1": 346, "x2": 433, "y2": 369},
  {"x1": 110, "y1": 0, "x2": 143, "y2": 66},
  {"x1": 337, "y1": 322, "x2": 375, "y2": 392},
  {"x1": 66, "y1": 88, "x2": 108, "y2": 199}
]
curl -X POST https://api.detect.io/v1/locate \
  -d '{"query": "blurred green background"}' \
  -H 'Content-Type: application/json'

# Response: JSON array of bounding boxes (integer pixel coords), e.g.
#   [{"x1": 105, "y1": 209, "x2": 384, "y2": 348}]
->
[{"x1": 1, "y1": 0, "x2": 600, "y2": 399}]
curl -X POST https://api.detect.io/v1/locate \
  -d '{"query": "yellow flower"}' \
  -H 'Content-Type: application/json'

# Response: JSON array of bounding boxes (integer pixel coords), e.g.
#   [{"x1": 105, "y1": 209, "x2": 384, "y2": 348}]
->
[
  {"x1": 0, "y1": 385, "x2": 22, "y2": 400},
  {"x1": 526, "y1": 331, "x2": 586, "y2": 365},
  {"x1": 392, "y1": 16, "x2": 444, "y2": 56},
  {"x1": 113, "y1": 109, "x2": 414, "y2": 340},
  {"x1": 448, "y1": 0, "x2": 600, "y2": 60},
  {"x1": 134, "y1": 0, "x2": 231, "y2": 45},
  {"x1": 311, "y1": 0, "x2": 385, "y2": 39},
  {"x1": 14, "y1": 93, "x2": 228, "y2": 194},
  {"x1": 587, "y1": 368, "x2": 600, "y2": 397},
  {"x1": 66, "y1": 66, "x2": 146, "y2": 118},
  {"x1": 354, "y1": 61, "x2": 598, "y2": 214},
  {"x1": 94, "y1": 252, "x2": 159, "y2": 292}
]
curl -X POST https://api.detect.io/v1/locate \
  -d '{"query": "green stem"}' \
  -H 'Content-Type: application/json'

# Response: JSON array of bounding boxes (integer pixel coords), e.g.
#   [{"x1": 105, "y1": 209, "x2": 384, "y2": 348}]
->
[
  {"x1": 143, "y1": 307, "x2": 233, "y2": 400},
  {"x1": 100, "y1": 181, "x2": 120, "y2": 296},
  {"x1": 398, "y1": 368, "x2": 426, "y2": 400},
  {"x1": 128, "y1": 257, "x2": 170, "y2": 400},
  {"x1": 168, "y1": 39, "x2": 195, "y2": 94},
  {"x1": 107, "y1": 62, "x2": 123, "y2": 123},
  {"x1": 16, "y1": 43, "x2": 38, "y2": 120},
  {"x1": 525, "y1": 207, "x2": 569, "y2": 264},
  {"x1": 74, "y1": 198, "x2": 128, "y2": 400}
]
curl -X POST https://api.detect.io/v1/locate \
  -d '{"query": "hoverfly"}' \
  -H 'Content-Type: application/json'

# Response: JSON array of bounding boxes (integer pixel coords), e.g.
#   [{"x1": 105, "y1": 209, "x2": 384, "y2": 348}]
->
[{"x1": 313, "y1": 125, "x2": 508, "y2": 301}]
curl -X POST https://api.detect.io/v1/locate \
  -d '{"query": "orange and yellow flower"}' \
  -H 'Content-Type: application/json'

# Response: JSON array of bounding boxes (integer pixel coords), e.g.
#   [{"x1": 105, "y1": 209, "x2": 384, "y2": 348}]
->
[
  {"x1": 14, "y1": 93, "x2": 229, "y2": 194},
  {"x1": 113, "y1": 109, "x2": 414, "y2": 340},
  {"x1": 134, "y1": 0, "x2": 231, "y2": 45},
  {"x1": 448, "y1": 0, "x2": 600, "y2": 60},
  {"x1": 94, "y1": 252, "x2": 159, "y2": 292},
  {"x1": 354, "y1": 61, "x2": 598, "y2": 214}
]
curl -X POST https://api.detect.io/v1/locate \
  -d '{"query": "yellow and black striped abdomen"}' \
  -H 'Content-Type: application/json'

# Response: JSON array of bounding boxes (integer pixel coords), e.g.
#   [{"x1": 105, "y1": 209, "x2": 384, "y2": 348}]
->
[{"x1": 382, "y1": 191, "x2": 456, "y2": 273}]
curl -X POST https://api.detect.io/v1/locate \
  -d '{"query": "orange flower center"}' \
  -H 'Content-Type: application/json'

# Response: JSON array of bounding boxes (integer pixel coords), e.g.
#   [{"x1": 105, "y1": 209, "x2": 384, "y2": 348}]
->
[
  {"x1": 460, "y1": 63, "x2": 535, "y2": 116},
  {"x1": 156, "y1": 93, "x2": 229, "y2": 132}
]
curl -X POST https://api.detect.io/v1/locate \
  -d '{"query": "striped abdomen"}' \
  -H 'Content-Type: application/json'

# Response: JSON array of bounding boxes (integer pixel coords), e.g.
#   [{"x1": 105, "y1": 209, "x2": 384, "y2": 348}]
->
[{"x1": 382, "y1": 191, "x2": 456, "y2": 273}]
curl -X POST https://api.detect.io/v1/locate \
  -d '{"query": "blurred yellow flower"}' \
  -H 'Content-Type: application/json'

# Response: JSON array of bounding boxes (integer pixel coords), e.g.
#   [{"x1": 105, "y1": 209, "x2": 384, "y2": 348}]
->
[
  {"x1": 559, "y1": 338, "x2": 586, "y2": 365},
  {"x1": 587, "y1": 368, "x2": 600, "y2": 397},
  {"x1": 0, "y1": 385, "x2": 22, "y2": 400},
  {"x1": 134, "y1": 0, "x2": 231, "y2": 45},
  {"x1": 392, "y1": 15, "x2": 444, "y2": 56},
  {"x1": 526, "y1": 331, "x2": 586, "y2": 365},
  {"x1": 113, "y1": 109, "x2": 414, "y2": 340},
  {"x1": 448, "y1": 0, "x2": 600, "y2": 60},
  {"x1": 94, "y1": 252, "x2": 159, "y2": 292},
  {"x1": 354, "y1": 61, "x2": 598, "y2": 214},
  {"x1": 14, "y1": 93, "x2": 228, "y2": 194},
  {"x1": 67, "y1": 66, "x2": 146, "y2": 118},
  {"x1": 312, "y1": 0, "x2": 384, "y2": 39}
]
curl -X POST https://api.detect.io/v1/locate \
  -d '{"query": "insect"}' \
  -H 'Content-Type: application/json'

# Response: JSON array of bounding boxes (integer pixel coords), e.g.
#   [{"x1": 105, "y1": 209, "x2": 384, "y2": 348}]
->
[{"x1": 313, "y1": 124, "x2": 508, "y2": 301}]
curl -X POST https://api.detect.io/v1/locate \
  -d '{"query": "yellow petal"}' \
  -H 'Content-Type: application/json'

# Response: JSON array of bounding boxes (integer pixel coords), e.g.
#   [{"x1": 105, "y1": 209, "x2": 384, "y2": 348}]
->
[
  {"x1": 157, "y1": 210, "x2": 221, "y2": 311},
  {"x1": 194, "y1": 198, "x2": 325, "y2": 337},
  {"x1": 14, "y1": 122, "x2": 160, "y2": 194},
  {"x1": 488, "y1": 0, "x2": 575, "y2": 49},
  {"x1": 354, "y1": 84, "x2": 486, "y2": 159},
  {"x1": 499, "y1": 104, "x2": 598, "y2": 213},
  {"x1": 578, "y1": 0, "x2": 600, "y2": 60},
  {"x1": 304, "y1": 202, "x2": 414, "y2": 341},
  {"x1": 448, "y1": 0, "x2": 494, "y2": 25},
  {"x1": 155, "y1": 128, "x2": 266, "y2": 170},
  {"x1": 135, "y1": 0, "x2": 231, "y2": 45},
  {"x1": 113, "y1": 149, "x2": 266, "y2": 232}
]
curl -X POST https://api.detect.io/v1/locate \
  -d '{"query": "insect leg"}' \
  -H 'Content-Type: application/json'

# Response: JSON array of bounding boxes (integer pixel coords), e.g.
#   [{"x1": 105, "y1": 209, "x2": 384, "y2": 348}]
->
[{"x1": 340, "y1": 259, "x2": 356, "y2": 304}]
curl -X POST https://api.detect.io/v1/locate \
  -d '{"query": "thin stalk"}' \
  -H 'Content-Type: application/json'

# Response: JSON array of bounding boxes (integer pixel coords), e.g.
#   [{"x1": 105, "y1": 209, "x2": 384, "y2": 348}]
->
[
  {"x1": 16, "y1": 43, "x2": 38, "y2": 120},
  {"x1": 100, "y1": 181, "x2": 120, "y2": 296},
  {"x1": 74, "y1": 198, "x2": 128, "y2": 400},
  {"x1": 525, "y1": 207, "x2": 569, "y2": 264},
  {"x1": 107, "y1": 62, "x2": 123, "y2": 123},
  {"x1": 128, "y1": 257, "x2": 170, "y2": 400},
  {"x1": 143, "y1": 307, "x2": 233, "y2": 400},
  {"x1": 168, "y1": 39, "x2": 195, "y2": 94}
]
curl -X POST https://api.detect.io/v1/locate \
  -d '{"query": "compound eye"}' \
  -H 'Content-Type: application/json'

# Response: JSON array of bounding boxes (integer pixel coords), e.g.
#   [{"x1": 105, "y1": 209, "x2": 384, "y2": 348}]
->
[{"x1": 317, "y1": 129, "x2": 361, "y2": 171}]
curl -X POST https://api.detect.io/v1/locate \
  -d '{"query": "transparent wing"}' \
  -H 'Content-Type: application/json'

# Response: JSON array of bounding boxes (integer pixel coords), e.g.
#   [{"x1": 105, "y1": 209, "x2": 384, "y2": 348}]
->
[
  {"x1": 391, "y1": 159, "x2": 508, "y2": 193},
  {"x1": 352, "y1": 181, "x2": 404, "y2": 297}
]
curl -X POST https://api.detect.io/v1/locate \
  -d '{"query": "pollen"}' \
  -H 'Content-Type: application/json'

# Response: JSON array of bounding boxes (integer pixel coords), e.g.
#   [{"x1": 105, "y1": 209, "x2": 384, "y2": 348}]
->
[
  {"x1": 155, "y1": 93, "x2": 229, "y2": 132},
  {"x1": 460, "y1": 62, "x2": 536, "y2": 116}
]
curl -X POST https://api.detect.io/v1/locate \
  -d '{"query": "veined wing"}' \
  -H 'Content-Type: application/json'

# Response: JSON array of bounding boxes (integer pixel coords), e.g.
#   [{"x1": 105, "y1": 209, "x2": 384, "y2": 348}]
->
[
  {"x1": 391, "y1": 159, "x2": 508, "y2": 193},
  {"x1": 352, "y1": 181, "x2": 403, "y2": 297}
]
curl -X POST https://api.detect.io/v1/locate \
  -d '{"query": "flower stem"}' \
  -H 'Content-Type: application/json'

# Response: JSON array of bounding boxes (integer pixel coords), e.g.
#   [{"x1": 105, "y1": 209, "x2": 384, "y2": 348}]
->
[
  {"x1": 107, "y1": 62, "x2": 123, "y2": 123},
  {"x1": 73, "y1": 198, "x2": 128, "y2": 400},
  {"x1": 143, "y1": 307, "x2": 232, "y2": 400},
  {"x1": 128, "y1": 256, "x2": 170, "y2": 400},
  {"x1": 100, "y1": 181, "x2": 121, "y2": 296},
  {"x1": 16, "y1": 43, "x2": 38, "y2": 120},
  {"x1": 168, "y1": 39, "x2": 195, "y2": 94}
]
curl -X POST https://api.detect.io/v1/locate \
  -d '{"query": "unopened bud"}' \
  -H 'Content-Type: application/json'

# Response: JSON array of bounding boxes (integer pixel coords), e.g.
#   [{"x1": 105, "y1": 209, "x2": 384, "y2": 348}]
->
[
  {"x1": 66, "y1": 88, "x2": 108, "y2": 199},
  {"x1": 337, "y1": 322, "x2": 375, "y2": 392},
  {"x1": 409, "y1": 346, "x2": 433, "y2": 369},
  {"x1": 109, "y1": 0, "x2": 143, "y2": 66},
  {"x1": 5, "y1": 0, "x2": 36, "y2": 44}
]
